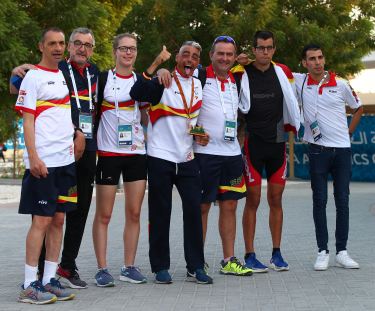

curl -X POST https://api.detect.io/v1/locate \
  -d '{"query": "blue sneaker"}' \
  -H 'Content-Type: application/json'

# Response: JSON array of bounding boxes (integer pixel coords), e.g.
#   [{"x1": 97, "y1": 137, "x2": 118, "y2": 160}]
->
[
  {"x1": 119, "y1": 266, "x2": 147, "y2": 284},
  {"x1": 186, "y1": 269, "x2": 213, "y2": 284},
  {"x1": 270, "y1": 251, "x2": 289, "y2": 271},
  {"x1": 243, "y1": 253, "x2": 269, "y2": 273},
  {"x1": 155, "y1": 270, "x2": 172, "y2": 284},
  {"x1": 95, "y1": 268, "x2": 115, "y2": 287}
]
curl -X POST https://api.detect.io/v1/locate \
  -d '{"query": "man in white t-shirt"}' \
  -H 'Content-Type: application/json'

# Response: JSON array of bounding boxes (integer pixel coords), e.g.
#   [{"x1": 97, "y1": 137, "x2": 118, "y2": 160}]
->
[
  {"x1": 293, "y1": 43, "x2": 363, "y2": 271},
  {"x1": 15, "y1": 27, "x2": 81, "y2": 304},
  {"x1": 193, "y1": 37, "x2": 252, "y2": 277}
]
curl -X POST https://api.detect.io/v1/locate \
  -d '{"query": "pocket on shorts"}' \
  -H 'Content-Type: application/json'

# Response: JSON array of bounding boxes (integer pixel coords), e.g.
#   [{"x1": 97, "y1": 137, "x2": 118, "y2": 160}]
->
[{"x1": 344, "y1": 148, "x2": 352, "y2": 154}]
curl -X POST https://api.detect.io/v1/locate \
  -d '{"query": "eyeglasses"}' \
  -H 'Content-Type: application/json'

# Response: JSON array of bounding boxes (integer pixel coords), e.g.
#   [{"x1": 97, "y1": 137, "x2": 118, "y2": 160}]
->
[
  {"x1": 255, "y1": 46, "x2": 275, "y2": 53},
  {"x1": 212, "y1": 36, "x2": 236, "y2": 49},
  {"x1": 71, "y1": 40, "x2": 94, "y2": 51},
  {"x1": 116, "y1": 46, "x2": 138, "y2": 53}
]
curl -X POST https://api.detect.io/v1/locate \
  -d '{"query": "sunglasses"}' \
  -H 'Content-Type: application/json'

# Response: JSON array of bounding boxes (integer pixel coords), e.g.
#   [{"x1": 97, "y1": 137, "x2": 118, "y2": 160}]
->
[{"x1": 212, "y1": 36, "x2": 236, "y2": 49}]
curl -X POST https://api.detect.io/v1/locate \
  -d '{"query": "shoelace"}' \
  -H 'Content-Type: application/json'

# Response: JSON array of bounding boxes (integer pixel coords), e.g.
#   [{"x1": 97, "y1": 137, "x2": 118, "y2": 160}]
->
[
  {"x1": 251, "y1": 256, "x2": 262, "y2": 265},
  {"x1": 231, "y1": 258, "x2": 244, "y2": 268},
  {"x1": 50, "y1": 278, "x2": 65, "y2": 289},
  {"x1": 339, "y1": 252, "x2": 351, "y2": 262},
  {"x1": 71, "y1": 269, "x2": 81, "y2": 280},
  {"x1": 128, "y1": 266, "x2": 142, "y2": 275},
  {"x1": 30, "y1": 281, "x2": 48, "y2": 292},
  {"x1": 273, "y1": 252, "x2": 283, "y2": 262},
  {"x1": 317, "y1": 253, "x2": 328, "y2": 262},
  {"x1": 99, "y1": 268, "x2": 113, "y2": 280}
]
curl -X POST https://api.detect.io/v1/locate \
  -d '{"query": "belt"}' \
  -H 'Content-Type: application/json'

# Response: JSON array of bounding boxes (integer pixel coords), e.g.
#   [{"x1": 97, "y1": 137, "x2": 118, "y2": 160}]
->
[{"x1": 308, "y1": 143, "x2": 341, "y2": 150}]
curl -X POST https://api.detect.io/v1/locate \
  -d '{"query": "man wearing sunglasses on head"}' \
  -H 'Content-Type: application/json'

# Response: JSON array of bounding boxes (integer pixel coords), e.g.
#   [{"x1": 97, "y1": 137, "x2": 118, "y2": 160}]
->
[
  {"x1": 233, "y1": 30, "x2": 300, "y2": 273},
  {"x1": 156, "y1": 36, "x2": 252, "y2": 277},
  {"x1": 10, "y1": 28, "x2": 99, "y2": 289}
]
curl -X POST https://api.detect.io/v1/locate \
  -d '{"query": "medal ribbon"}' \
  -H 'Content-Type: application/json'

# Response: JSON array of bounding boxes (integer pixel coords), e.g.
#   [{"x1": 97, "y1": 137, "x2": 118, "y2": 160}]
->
[{"x1": 172, "y1": 70, "x2": 194, "y2": 119}]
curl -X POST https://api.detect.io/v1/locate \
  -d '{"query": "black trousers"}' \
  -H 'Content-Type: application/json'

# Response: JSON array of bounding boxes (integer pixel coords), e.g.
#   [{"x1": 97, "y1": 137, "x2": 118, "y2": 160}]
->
[
  {"x1": 148, "y1": 155, "x2": 205, "y2": 273},
  {"x1": 38, "y1": 150, "x2": 96, "y2": 272}
]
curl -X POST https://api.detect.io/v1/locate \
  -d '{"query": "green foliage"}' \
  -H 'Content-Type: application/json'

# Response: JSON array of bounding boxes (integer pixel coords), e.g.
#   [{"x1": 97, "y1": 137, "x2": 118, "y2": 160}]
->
[
  {"x1": 0, "y1": 0, "x2": 138, "y2": 147},
  {"x1": 119, "y1": 0, "x2": 375, "y2": 77}
]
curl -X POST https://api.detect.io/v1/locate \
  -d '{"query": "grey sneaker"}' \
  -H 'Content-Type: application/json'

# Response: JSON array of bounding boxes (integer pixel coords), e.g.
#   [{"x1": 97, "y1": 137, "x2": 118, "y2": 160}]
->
[
  {"x1": 44, "y1": 278, "x2": 75, "y2": 301},
  {"x1": 119, "y1": 266, "x2": 147, "y2": 283},
  {"x1": 95, "y1": 268, "x2": 115, "y2": 287},
  {"x1": 55, "y1": 265, "x2": 88, "y2": 289},
  {"x1": 18, "y1": 281, "x2": 57, "y2": 304}
]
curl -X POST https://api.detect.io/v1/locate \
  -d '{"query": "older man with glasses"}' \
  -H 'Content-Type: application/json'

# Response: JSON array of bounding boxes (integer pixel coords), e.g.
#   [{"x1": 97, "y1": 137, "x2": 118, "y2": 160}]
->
[
  {"x1": 233, "y1": 30, "x2": 300, "y2": 273},
  {"x1": 10, "y1": 27, "x2": 99, "y2": 289}
]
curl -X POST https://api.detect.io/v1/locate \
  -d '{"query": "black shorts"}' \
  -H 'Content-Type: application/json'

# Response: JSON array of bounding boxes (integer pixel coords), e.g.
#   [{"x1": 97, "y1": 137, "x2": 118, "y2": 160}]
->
[
  {"x1": 244, "y1": 136, "x2": 287, "y2": 186},
  {"x1": 195, "y1": 153, "x2": 247, "y2": 203},
  {"x1": 96, "y1": 154, "x2": 147, "y2": 185},
  {"x1": 19, "y1": 162, "x2": 77, "y2": 216}
]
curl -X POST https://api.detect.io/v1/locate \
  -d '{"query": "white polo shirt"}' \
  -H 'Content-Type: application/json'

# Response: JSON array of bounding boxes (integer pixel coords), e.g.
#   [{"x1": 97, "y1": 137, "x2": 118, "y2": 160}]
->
[
  {"x1": 193, "y1": 64, "x2": 241, "y2": 156},
  {"x1": 293, "y1": 72, "x2": 362, "y2": 148}
]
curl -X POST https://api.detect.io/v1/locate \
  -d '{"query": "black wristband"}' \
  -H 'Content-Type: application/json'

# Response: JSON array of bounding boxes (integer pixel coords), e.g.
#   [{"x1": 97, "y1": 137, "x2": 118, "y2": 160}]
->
[
  {"x1": 349, "y1": 132, "x2": 353, "y2": 138},
  {"x1": 74, "y1": 127, "x2": 83, "y2": 139}
]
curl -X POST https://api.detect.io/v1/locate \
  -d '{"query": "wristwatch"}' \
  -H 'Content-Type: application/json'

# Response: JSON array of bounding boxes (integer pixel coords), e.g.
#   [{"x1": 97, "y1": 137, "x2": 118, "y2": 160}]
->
[{"x1": 74, "y1": 127, "x2": 83, "y2": 138}]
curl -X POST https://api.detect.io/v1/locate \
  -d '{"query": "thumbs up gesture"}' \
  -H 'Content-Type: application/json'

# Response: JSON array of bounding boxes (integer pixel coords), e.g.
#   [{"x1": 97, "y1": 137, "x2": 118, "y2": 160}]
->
[{"x1": 155, "y1": 45, "x2": 171, "y2": 66}]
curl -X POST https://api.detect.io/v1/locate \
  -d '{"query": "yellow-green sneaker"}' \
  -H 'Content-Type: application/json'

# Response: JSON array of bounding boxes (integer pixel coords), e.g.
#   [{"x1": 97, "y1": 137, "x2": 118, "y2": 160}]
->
[
  {"x1": 203, "y1": 262, "x2": 209, "y2": 274},
  {"x1": 220, "y1": 257, "x2": 253, "y2": 276}
]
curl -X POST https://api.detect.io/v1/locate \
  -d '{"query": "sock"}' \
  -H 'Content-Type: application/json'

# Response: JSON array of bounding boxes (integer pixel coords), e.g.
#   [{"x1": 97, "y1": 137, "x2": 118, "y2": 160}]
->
[
  {"x1": 42, "y1": 260, "x2": 58, "y2": 286},
  {"x1": 272, "y1": 248, "x2": 280, "y2": 256},
  {"x1": 244, "y1": 253, "x2": 255, "y2": 260},
  {"x1": 223, "y1": 257, "x2": 232, "y2": 263},
  {"x1": 24, "y1": 263, "x2": 38, "y2": 289}
]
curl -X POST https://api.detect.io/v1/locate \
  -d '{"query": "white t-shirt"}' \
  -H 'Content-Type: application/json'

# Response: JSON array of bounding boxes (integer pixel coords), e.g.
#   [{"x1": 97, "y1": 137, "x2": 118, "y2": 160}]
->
[
  {"x1": 96, "y1": 70, "x2": 147, "y2": 155},
  {"x1": 294, "y1": 72, "x2": 362, "y2": 148},
  {"x1": 14, "y1": 65, "x2": 74, "y2": 168},
  {"x1": 193, "y1": 65, "x2": 241, "y2": 156}
]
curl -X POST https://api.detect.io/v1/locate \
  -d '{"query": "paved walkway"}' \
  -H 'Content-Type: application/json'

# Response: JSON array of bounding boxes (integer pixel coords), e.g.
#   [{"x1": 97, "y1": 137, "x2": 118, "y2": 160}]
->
[{"x1": 1, "y1": 180, "x2": 375, "y2": 310}]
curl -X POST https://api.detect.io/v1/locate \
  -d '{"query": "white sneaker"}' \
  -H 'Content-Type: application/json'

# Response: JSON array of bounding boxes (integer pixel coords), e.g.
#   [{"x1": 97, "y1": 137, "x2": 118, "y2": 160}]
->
[
  {"x1": 335, "y1": 250, "x2": 360, "y2": 269},
  {"x1": 314, "y1": 250, "x2": 330, "y2": 271}
]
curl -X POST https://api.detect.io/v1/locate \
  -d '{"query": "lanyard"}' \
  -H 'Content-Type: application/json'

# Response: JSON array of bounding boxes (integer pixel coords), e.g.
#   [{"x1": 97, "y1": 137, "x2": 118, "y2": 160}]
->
[
  {"x1": 113, "y1": 68, "x2": 138, "y2": 124},
  {"x1": 172, "y1": 71, "x2": 194, "y2": 119},
  {"x1": 67, "y1": 59, "x2": 93, "y2": 111},
  {"x1": 313, "y1": 71, "x2": 328, "y2": 118},
  {"x1": 215, "y1": 75, "x2": 236, "y2": 120}
]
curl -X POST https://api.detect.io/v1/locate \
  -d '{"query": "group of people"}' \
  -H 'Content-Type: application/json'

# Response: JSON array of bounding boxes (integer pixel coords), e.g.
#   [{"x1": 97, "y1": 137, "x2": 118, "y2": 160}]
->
[{"x1": 10, "y1": 26, "x2": 362, "y2": 305}]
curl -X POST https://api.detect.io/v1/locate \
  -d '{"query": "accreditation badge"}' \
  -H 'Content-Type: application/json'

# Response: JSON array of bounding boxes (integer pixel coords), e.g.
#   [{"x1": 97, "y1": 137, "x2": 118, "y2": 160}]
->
[
  {"x1": 118, "y1": 124, "x2": 132, "y2": 147},
  {"x1": 79, "y1": 113, "x2": 93, "y2": 139},
  {"x1": 224, "y1": 120, "x2": 236, "y2": 142},
  {"x1": 310, "y1": 120, "x2": 322, "y2": 142}
]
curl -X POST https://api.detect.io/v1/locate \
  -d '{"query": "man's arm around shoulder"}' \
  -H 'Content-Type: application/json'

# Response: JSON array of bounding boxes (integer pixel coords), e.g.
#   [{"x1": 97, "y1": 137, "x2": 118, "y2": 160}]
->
[{"x1": 130, "y1": 71, "x2": 164, "y2": 106}]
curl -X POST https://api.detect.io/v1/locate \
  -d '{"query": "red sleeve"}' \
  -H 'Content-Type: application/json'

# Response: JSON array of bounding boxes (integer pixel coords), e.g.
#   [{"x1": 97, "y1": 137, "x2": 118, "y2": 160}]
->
[{"x1": 275, "y1": 63, "x2": 294, "y2": 80}]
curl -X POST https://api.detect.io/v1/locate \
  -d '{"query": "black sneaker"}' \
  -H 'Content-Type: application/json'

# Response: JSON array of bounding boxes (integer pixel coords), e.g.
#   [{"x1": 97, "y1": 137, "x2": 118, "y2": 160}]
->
[{"x1": 55, "y1": 265, "x2": 88, "y2": 289}]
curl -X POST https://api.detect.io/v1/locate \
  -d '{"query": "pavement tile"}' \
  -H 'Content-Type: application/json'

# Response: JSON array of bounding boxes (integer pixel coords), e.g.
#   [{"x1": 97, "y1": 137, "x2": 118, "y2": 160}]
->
[{"x1": 1, "y1": 181, "x2": 375, "y2": 310}]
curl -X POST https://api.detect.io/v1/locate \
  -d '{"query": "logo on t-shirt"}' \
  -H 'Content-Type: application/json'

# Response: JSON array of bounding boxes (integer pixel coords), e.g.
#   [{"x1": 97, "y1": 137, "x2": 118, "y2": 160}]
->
[
  {"x1": 20, "y1": 90, "x2": 27, "y2": 96},
  {"x1": 253, "y1": 93, "x2": 274, "y2": 99},
  {"x1": 47, "y1": 81, "x2": 55, "y2": 85}
]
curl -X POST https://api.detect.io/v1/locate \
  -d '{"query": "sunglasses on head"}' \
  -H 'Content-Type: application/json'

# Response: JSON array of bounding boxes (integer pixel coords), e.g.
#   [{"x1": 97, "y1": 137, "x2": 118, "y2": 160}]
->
[{"x1": 212, "y1": 36, "x2": 236, "y2": 49}]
